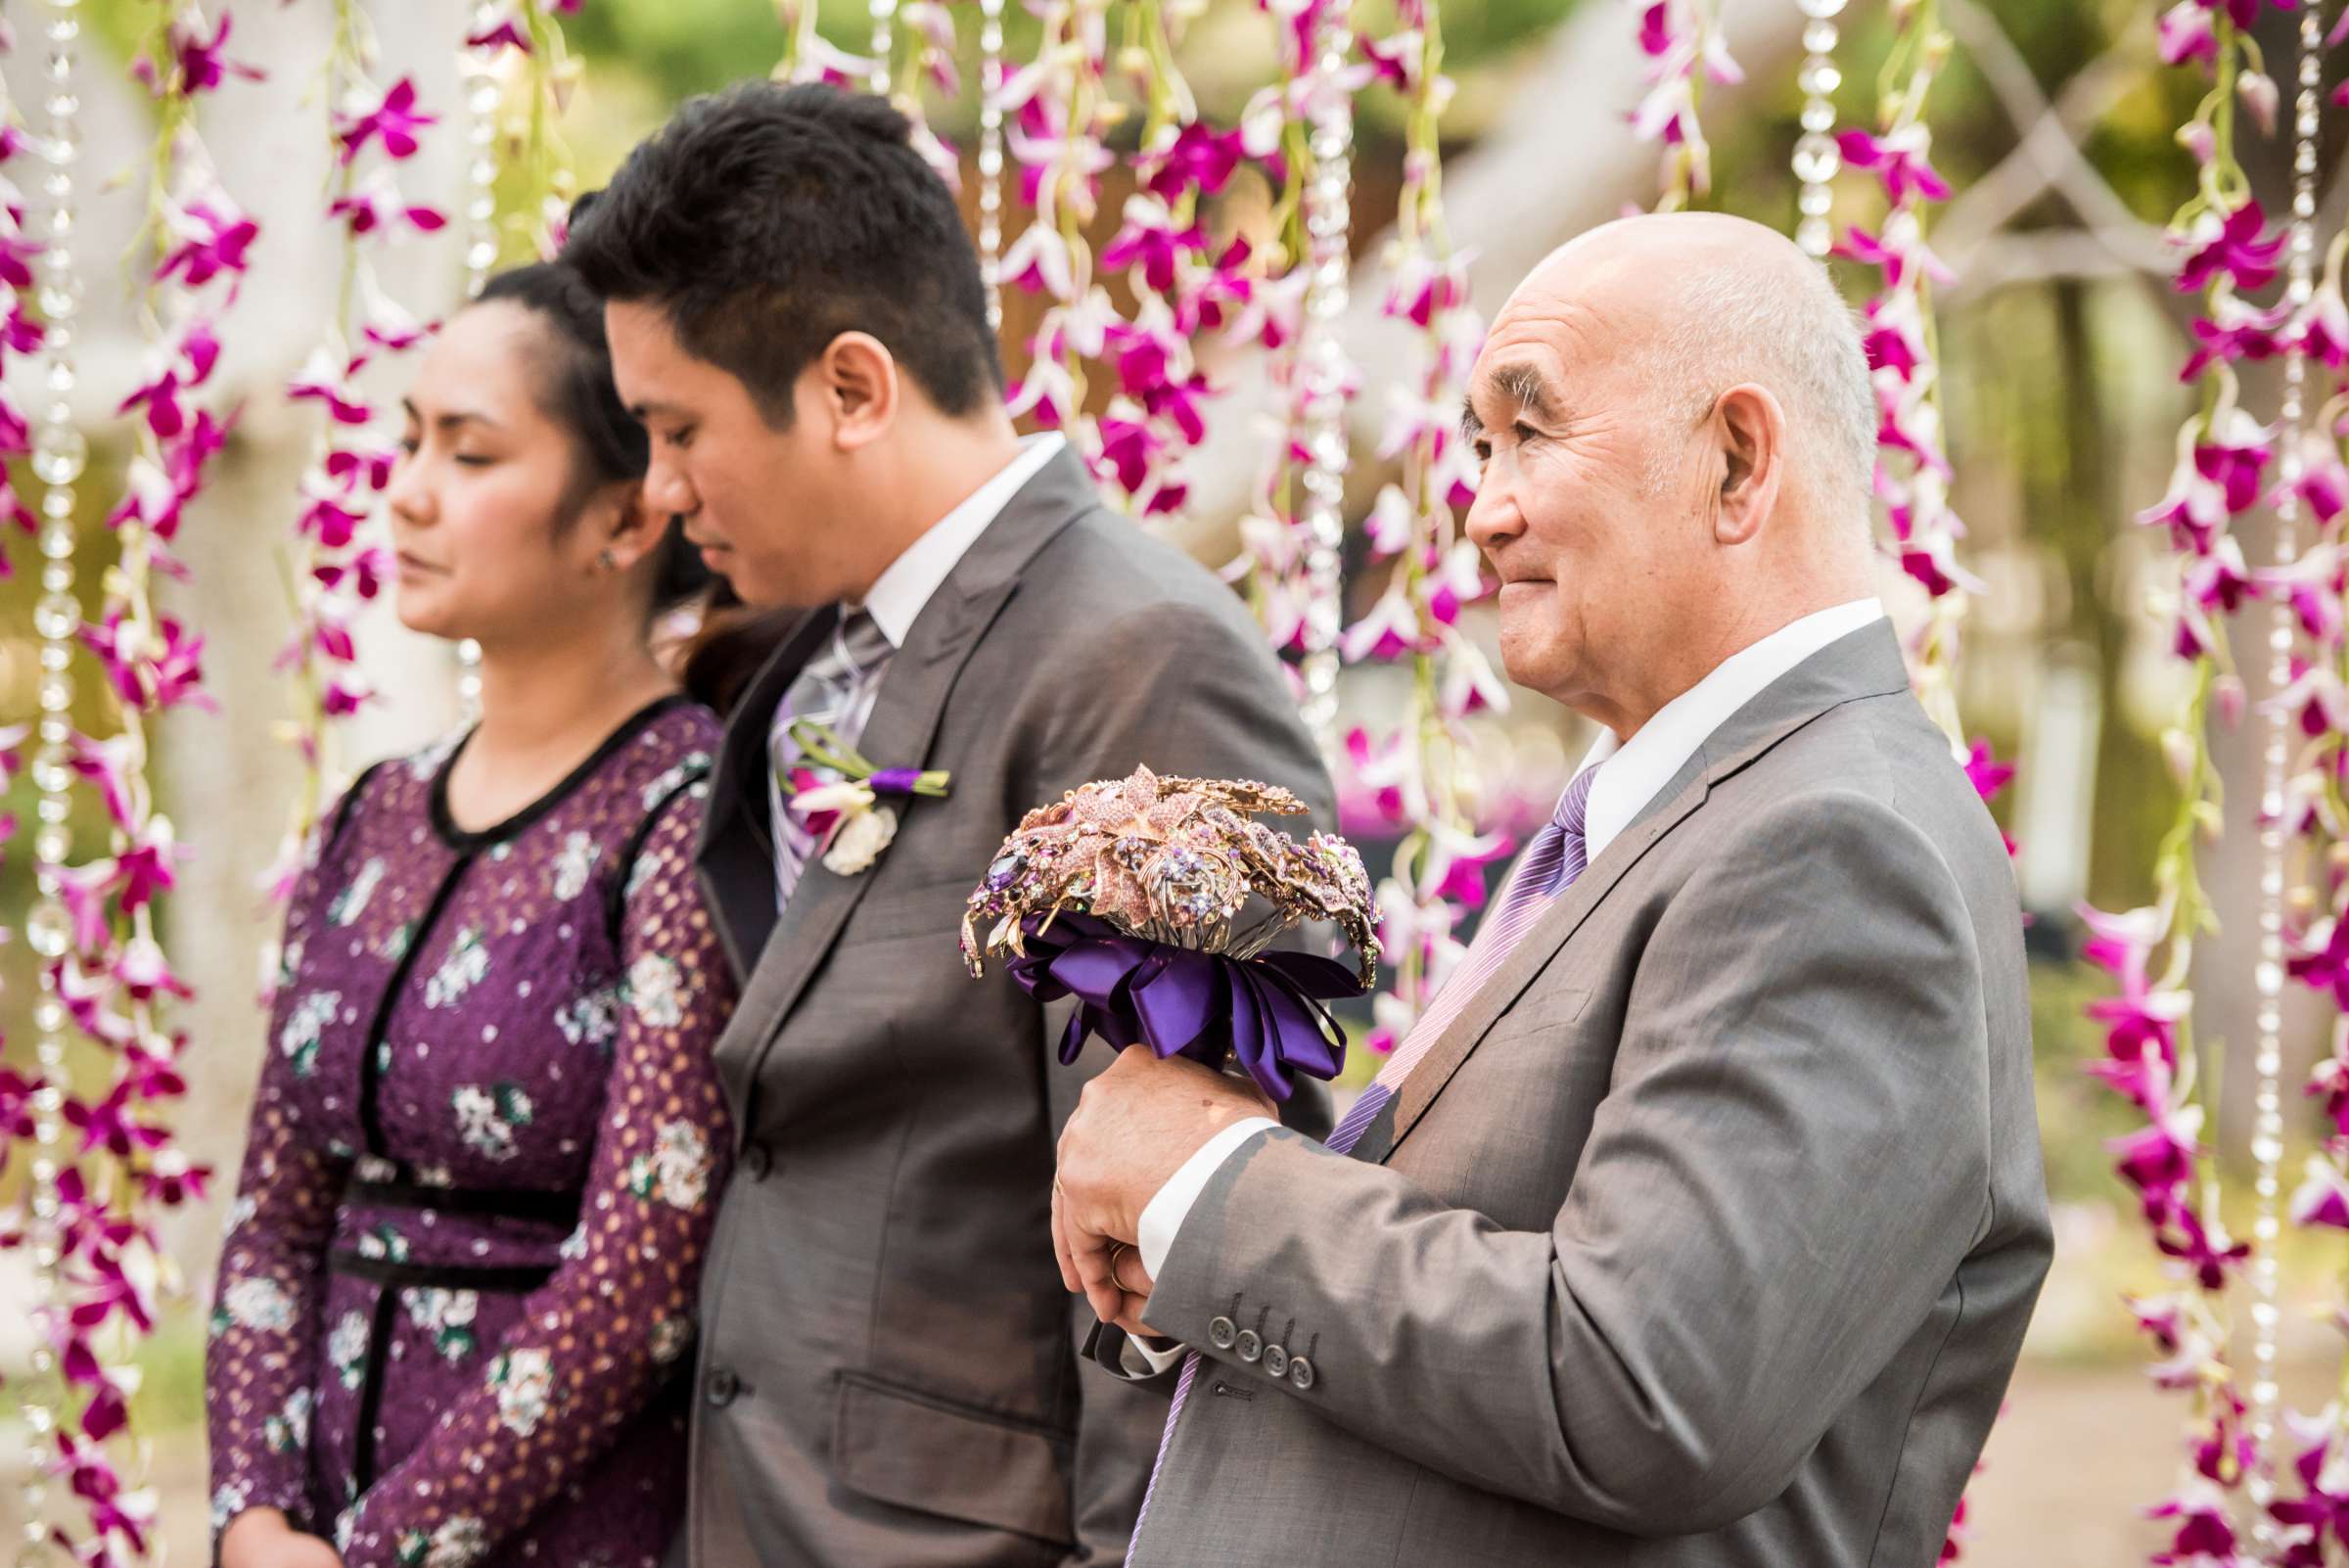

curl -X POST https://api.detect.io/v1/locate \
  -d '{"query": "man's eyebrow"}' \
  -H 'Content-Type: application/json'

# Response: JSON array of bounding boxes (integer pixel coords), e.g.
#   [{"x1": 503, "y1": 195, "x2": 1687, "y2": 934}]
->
[{"x1": 1460, "y1": 364, "x2": 1563, "y2": 441}]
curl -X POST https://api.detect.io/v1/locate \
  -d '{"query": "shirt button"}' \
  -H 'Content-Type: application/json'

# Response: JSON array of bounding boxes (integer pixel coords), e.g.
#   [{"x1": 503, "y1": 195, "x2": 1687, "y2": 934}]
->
[
  {"x1": 1288, "y1": 1357, "x2": 1315, "y2": 1392},
  {"x1": 1262, "y1": 1343, "x2": 1289, "y2": 1379},
  {"x1": 1207, "y1": 1316, "x2": 1237, "y2": 1351},
  {"x1": 741, "y1": 1141, "x2": 773, "y2": 1180},
  {"x1": 1235, "y1": 1329, "x2": 1263, "y2": 1363},
  {"x1": 704, "y1": 1366, "x2": 743, "y2": 1407}
]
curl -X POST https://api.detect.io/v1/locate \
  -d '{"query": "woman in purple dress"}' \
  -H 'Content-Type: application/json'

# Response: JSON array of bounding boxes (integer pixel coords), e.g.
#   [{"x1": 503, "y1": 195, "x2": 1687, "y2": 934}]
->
[{"x1": 207, "y1": 262, "x2": 736, "y2": 1568}]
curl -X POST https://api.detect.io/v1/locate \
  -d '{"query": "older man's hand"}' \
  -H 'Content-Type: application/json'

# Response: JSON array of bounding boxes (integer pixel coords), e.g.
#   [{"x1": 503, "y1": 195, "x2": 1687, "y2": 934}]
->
[{"x1": 1054, "y1": 1046, "x2": 1276, "y2": 1332}]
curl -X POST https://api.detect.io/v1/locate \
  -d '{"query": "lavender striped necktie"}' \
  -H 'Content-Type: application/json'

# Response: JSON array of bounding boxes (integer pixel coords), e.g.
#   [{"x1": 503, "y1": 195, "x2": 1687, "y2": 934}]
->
[
  {"x1": 1129, "y1": 761, "x2": 1602, "y2": 1543},
  {"x1": 769, "y1": 609, "x2": 894, "y2": 908}
]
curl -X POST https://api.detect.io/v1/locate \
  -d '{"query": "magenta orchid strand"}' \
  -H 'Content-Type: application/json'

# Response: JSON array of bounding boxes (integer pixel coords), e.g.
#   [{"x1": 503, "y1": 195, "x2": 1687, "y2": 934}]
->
[
  {"x1": 271, "y1": 4, "x2": 444, "y2": 944},
  {"x1": 2092, "y1": 1, "x2": 2289, "y2": 1556},
  {"x1": 1000, "y1": 0, "x2": 1117, "y2": 486},
  {"x1": 5, "y1": 2, "x2": 253, "y2": 1556},
  {"x1": 1222, "y1": 0, "x2": 1362, "y2": 731},
  {"x1": 1333, "y1": 0, "x2": 1514, "y2": 1065},
  {"x1": 1627, "y1": 0, "x2": 1740, "y2": 212}
]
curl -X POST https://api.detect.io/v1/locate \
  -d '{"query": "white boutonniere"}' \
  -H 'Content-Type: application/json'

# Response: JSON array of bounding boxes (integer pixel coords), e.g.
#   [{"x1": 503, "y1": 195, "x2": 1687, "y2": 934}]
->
[{"x1": 781, "y1": 720, "x2": 951, "y2": 877}]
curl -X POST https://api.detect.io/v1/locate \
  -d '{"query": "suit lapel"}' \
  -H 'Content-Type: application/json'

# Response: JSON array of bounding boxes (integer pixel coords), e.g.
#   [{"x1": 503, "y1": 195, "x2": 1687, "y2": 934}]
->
[
  {"x1": 721, "y1": 446, "x2": 1100, "y2": 1122},
  {"x1": 1373, "y1": 618, "x2": 1917, "y2": 1164},
  {"x1": 1371, "y1": 774, "x2": 1708, "y2": 1163},
  {"x1": 698, "y1": 609, "x2": 835, "y2": 981}
]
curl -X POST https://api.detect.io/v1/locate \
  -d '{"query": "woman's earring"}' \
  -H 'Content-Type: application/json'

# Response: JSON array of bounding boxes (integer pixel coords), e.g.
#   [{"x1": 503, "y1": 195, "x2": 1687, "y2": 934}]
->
[{"x1": 598, "y1": 549, "x2": 618, "y2": 572}]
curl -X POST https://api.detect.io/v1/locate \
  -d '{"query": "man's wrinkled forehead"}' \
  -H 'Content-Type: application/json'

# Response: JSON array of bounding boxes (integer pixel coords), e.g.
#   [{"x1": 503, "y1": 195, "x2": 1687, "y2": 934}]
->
[{"x1": 1464, "y1": 281, "x2": 1624, "y2": 429}]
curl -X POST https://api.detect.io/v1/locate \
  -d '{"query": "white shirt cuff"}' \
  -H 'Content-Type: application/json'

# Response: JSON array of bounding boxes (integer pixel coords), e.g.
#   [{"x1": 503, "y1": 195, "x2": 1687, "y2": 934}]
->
[
  {"x1": 1119, "y1": 1332, "x2": 1190, "y2": 1376},
  {"x1": 1136, "y1": 1116, "x2": 1277, "y2": 1280}
]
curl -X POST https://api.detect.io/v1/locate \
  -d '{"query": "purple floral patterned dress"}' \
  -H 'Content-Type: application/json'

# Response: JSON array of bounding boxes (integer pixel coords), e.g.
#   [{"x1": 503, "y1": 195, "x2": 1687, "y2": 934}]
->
[{"x1": 206, "y1": 696, "x2": 735, "y2": 1568}]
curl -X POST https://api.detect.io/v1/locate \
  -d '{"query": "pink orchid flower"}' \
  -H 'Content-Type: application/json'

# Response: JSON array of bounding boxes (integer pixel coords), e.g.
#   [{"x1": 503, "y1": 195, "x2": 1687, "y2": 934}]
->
[
  {"x1": 1140, "y1": 121, "x2": 1247, "y2": 201},
  {"x1": 1100, "y1": 194, "x2": 1205, "y2": 294},
  {"x1": 155, "y1": 191, "x2": 258, "y2": 291},
  {"x1": 2195, "y1": 408, "x2": 2276, "y2": 514},
  {"x1": 2179, "y1": 291, "x2": 2291, "y2": 380},
  {"x1": 467, "y1": 5, "x2": 534, "y2": 52},
  {"x1": 1439, "y1": 635, "x2": 1511, "y2": 719},
  {"x1": 158, "y1": 12, "x2": 264, "y2": 96},
  {"x1": 2156, "y1": 2, "x2": 2219, "y2": 68},
  {"x1": 2137, "y1": 449, "x2": 2232, "y2": 556},
  {"x1": 329, "y1": 168, "x2": 449, "y2": 238},
  {"x1": 1339, "y1": 585, "x2": 1428, "y2": 664},
  {"x1": 2295, "y1": 1154, "x2": 2349, "y2": 1228},
  {"x1": 2177, "y1": 201, "x2": 2287, "y2": 295},
  {"x1": 115, "y1": 934, "x2": 194, "y2": 1003},
  {"x1": 2078, "y1": 903, "x2": 2190, "y2": 1075},
  {"x1": 288, "y1": 346, "x2": 373, "y2": 426},
  {"x1": 335, "y1": 76, "x2": 438, "y2": 165},
  {"x1": 1839, "y1": 126, "x2": 1952, "y2": 205}
]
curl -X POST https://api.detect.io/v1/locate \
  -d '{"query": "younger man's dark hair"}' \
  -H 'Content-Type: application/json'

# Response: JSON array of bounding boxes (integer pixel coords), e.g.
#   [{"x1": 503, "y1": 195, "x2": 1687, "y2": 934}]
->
[{"x1": 564, "y1": 81, "x2": 1002, "y2": 427}]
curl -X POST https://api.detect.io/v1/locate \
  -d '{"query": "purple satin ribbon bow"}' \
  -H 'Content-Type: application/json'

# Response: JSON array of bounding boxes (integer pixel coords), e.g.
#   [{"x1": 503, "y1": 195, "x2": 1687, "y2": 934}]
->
[
  {"x1": 868, "y1": 767, "x2": 926, "y2": 796},
  {"x1": 1005, "y1": 912, "x2": 1353, "y2": 1102}
]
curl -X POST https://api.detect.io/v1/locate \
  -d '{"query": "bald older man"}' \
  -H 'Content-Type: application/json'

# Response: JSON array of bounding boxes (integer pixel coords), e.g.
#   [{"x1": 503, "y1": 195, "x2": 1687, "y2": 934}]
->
[{"x1": 1049, "y1": 212, "x2": 2050, "y2": 1567}]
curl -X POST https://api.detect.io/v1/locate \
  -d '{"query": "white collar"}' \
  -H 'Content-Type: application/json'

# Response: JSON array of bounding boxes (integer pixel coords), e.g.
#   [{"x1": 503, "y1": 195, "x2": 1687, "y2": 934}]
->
[
  {"x1": 852, "y1": 433, "x2": 1067, "y2": 648},
  {"x1": 1572, "y1": 599, "x2": 1886, "y2": 862}
]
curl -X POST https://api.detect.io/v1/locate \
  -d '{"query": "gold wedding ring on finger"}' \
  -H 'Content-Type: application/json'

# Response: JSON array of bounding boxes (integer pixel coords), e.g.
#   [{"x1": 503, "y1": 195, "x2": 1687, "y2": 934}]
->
[{"x1": 1109, "y1": 1242, "x2": 1145, "y2": 1295}]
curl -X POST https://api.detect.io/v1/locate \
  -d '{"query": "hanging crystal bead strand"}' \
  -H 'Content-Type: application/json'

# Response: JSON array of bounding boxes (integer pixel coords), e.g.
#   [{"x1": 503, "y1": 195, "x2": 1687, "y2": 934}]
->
[
  {"x1": 870, "y1": 0, "x2": 898, "y2": 97},
  {"x1": 19, "y1": 3, "x2": 84, "y2": 1558},
  {"x1": 2245, "y1": 0, "x2": 2326, "y2": 1531},
  {"x1": 1791, "y1": 0, "x2": 1844, "y2": 258},
  {"x1": 977, "y1": 0, "x2": 1007, "y2": 330},
  {"x1": 1294, "y1": 0, "x2": 1355, "y2": 746},
  {"x1": 454, "y1": 1, "x2": 507, "y2": 717}
]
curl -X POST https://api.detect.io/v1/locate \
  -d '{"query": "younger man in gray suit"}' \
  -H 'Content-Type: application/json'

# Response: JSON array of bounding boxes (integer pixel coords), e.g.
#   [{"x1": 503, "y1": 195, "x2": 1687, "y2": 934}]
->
[
  {"x1": 568, "y1": 82, "x2": 1331, "y2": 1567},
  {"x1": 1056, "y1": 213, "x2": 2052, "y2": 1566}
]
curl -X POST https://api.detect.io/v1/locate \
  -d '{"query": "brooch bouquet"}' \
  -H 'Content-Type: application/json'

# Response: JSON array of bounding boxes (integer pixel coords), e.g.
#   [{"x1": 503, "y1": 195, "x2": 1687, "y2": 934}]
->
[{"x1": 961, "y1": 765, "x2": 1379, "y2": 1101}]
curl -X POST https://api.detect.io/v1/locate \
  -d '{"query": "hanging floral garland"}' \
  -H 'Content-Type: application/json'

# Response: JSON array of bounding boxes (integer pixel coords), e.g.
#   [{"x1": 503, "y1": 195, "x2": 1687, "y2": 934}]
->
[
  {"x1": 1334, "y1": 0, "x2": 1508, "y2": 1060},
  {"x1": 1627, "y1": 0, "x2": 1740, "y2": 212},
  {"x1": 266, "y1": 4, "x2": 444, "y2": 935},
  {"x1": 1836, "y1": 0, "x2": 1976, "y2": 747},
  {"x1": 461, "y1": 7, "x2": 584, "y2": 285},
  {"x1": 6, "y1": 1, "x2": 262, "y2": 1555},
  {"x1": 2088, "y1": 0, "x2": 2291, "y2": 1556},
  {"x1": 1827, "y1": 11, "x2": 2020, "y2": 1558},
  {"x1": 998, "y1": 0, "x2": 1116, "y2": 472},
  {"x1": 456, "y1": 1, "x2": 588, "y2": 715},
  {"x1": 771, "y1": 0, "x2": 958, "y2": 182},
  {"x1": 1093, "y1": 0, "x2": 1224, "y2": 524},
  {"x1": 1212, "y1": 0, "x2": 1360, "y2": 743}
]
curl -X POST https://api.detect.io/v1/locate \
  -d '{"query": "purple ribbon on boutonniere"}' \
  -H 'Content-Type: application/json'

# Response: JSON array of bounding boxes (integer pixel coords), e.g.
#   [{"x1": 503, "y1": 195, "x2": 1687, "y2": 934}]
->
[
  {"x1": 1005, "y1": 911, "x2": 1354, "y2": 1102},
  {"x1": 783, "y1": 721, "x2": 951, "y2": 876}
]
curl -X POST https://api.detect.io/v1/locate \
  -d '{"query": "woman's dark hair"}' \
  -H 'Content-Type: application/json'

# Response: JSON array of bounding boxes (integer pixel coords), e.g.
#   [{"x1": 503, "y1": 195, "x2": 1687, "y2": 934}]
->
[
  {"x1": 473, "y1": 260, "x2": 710, "y2": 617},
  {"x1": 562, "y1": 81, "x2": 1001, "y2": 427},
  {"x1": 676, "y1": 577, "x2": 804, "y2": 715}
]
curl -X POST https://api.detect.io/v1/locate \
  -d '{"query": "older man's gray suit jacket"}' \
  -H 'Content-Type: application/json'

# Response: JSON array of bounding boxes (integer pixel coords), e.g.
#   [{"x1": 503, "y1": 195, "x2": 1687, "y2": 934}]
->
[
  {"x1": 1124, "y1": 621, "x2": 2050, "y2": 1568},
  {"x1": 682, "y1": 446, "x2": 1333, "y2": 1568}
]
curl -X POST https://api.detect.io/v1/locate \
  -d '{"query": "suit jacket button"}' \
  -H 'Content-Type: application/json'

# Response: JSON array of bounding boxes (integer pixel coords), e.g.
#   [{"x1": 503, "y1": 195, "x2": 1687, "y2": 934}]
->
[
  {"x1": 705, "y1": 1366, "x2": 743, "y2": 1407},
  {"x1": 1235, "y1": 1329, "x2": 1263, "y2": 1363},
  {"x1": 1262, "y1": 1344, "x2": 1288, "y2": 1379},
  {"x1": 1207, "y1": 1316, "x2": 1237, "y2": 1350},
  {"x1": 741, "y1": 1140, "x2": 773, "y2": 1180},
  {"x1": 1288, "y1": 1357, "x2": 1315, "y2": 1392}
]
